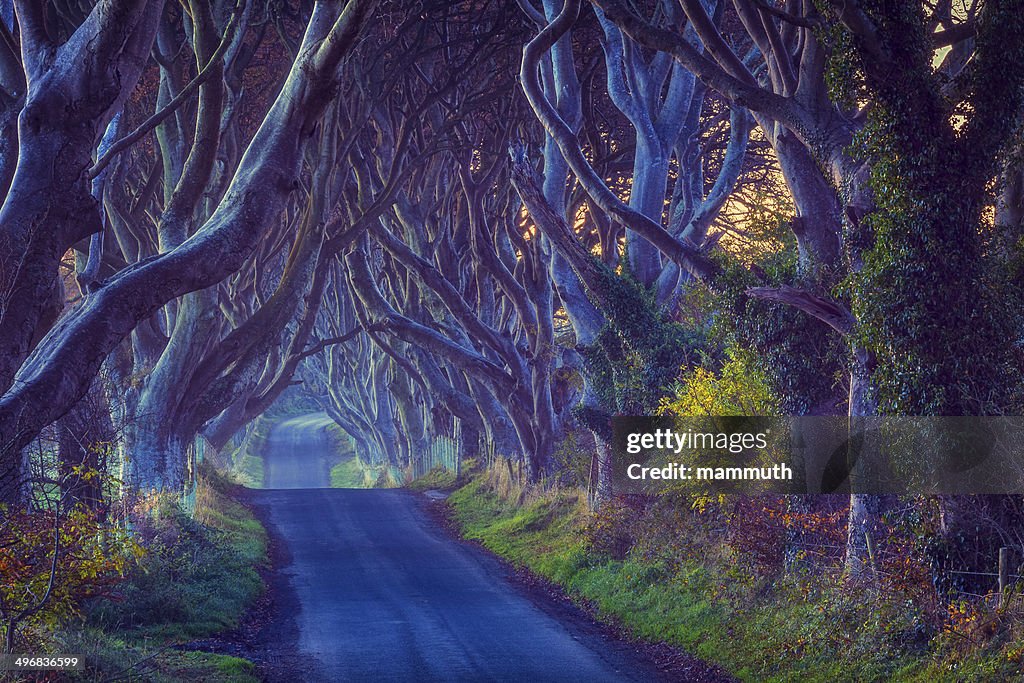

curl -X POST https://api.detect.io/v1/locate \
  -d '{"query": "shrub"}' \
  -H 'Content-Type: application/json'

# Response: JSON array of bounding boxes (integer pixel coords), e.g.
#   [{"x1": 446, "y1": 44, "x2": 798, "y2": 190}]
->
[
  {"x1": 87, "y1": 480, "x2": 264, "y2": 641},
  {"x1": 0, "y1": 504, "x2": 142, "y2": 652}
]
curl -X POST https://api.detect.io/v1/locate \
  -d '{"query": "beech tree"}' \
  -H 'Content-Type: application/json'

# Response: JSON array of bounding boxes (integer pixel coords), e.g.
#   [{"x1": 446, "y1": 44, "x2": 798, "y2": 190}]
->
[
  {"x1": 2, "y1": 1, "x2": 1021, "y2": 597},
  {"x1": 0, "y1": 0, "x2": 377, "y2": 501},
  {"x1": 511, "y1": 0, "x2": 773, "y2": 503},
  {"x1": 0, "y1": 0, "x2": 166, "y2": 395},
  {"x1": 306, "y1": 0, "x2": 780, "y2": 490},
  {"x1": 589, "y1": 0, "x2": 1024, "y2": 575}
]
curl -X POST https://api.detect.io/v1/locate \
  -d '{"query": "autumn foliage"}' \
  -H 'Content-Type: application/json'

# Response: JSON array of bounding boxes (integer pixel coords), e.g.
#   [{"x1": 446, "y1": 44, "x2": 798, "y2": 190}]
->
[{"x1": 0, "y1": 504, "x2": 142, "y2": 651}]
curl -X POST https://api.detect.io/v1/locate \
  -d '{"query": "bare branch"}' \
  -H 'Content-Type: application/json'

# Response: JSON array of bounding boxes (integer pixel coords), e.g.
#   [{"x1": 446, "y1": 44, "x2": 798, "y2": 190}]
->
[
  {"x1": 746, "y1": 284, "x2": 855, "y2": 336},
  {"x1": 931, "y1": 21, "x2": 977, "y2": 47},
  {"x1": 296, "y1": 323, "x2": 383, "y2": 362},
  {"x1": 752, "y1": 0, "x2": 821, "y2": 29},
  {"x1": 590, "y1": 0, "x2": 804, "y2": 128},
  {"x1": 89, "y1": 1, "x2": 244, "y2": 180},
  {"x1": 522, "y1": 0, "x2": 721, "y2": 281}
]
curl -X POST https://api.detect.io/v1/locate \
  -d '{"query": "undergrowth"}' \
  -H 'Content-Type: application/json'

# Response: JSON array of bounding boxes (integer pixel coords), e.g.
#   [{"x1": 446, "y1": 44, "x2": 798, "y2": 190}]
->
[
  {"x1": 53, "y1": 467, "x2": 267, "y2": 682},
  {"x1": 447, "y1": 470, "x2": 1024, "y2": 682}
]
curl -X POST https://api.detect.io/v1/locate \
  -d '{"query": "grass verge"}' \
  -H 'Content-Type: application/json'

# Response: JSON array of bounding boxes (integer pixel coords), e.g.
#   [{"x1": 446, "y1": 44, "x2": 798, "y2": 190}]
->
[
  {"x1": 405, "y1": 465, "x2": 465, "y2": 492},
  {"x1": 58, "y1": 467, "x2": 267, "y2": 682},
  {"x1": 227, "y1": 418, "x2": 271, "y2": 488},
  {"x1": 331, "y1": 456, "x2": 367, "y2": 488},
  {"x1": 233, "y1": 449, "x2": 264, "y2": 489},
  {"x1": 446, "y1": 471, "x2": 1024, "y2": 682}
]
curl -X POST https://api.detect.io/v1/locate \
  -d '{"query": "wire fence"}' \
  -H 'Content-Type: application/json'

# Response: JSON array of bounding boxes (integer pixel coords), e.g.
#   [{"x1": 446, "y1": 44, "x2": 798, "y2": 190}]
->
[
  {"x1": 181, "y1": 434, "x2": 207, "y2": 516},
  {"x1": 412, "y1": 435, "x2": 460, "y2": 479}
]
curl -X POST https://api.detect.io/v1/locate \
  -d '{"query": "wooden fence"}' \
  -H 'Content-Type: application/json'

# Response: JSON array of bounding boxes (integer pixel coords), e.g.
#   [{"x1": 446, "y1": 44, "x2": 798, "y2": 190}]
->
[{"x1": 412, "y1": 421, "x2": 462, "y2": 480}]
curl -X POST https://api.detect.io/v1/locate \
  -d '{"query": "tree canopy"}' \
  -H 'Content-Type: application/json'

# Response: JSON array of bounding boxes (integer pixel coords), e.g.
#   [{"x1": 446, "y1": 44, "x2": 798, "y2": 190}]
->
[{"x1": 1, "y1": 0, "x2": 1023, "y2": 599}]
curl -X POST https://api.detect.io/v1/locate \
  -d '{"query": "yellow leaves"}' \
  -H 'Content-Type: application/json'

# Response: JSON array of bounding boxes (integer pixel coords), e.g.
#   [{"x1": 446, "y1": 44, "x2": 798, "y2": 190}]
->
[
  {"x1": 689, "y1": 493, "x2": 726, "y2": 514},
  {"x1": 0, "y1": 506, "x2": 142, "y2": 635},
  {"x1": 657, "y1": 345, "x2": 781, "y2": 418}
]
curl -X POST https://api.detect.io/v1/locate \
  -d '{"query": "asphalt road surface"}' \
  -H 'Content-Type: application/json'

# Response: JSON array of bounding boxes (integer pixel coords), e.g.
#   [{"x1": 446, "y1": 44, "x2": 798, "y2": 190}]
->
[
  {"x1": 252, "y1": 414, "x2": 666, "y2": 682},
  {"x1": 262, "y1": 413, "x2": 336, "y2": 488}
]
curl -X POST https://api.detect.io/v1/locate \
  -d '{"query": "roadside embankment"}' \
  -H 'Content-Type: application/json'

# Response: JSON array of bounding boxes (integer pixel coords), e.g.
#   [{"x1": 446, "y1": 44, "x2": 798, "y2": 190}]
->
[
  {"x1": 58, "y1": 468, "x2": 267, "y2": 682},
  {"x1": 440, "y1": 468, "x2": 1024, "y2": 682}
]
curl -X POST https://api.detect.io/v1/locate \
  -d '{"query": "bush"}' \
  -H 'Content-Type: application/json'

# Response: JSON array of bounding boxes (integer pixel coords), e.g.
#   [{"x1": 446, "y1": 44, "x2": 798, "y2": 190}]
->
[
  {"x1": 658, "y1": 344, "x2": 781, "y2": 418},
  {"x1": 581, "y1": 497, "x2": 640, "y2": 562},
  {"x1": 87, "y1": 475, "x2": 265, "y2": 641},
  {"x1": 550, "y1": 430, "x2": 594, "y2": 488},
  {"x1": 0, "y1": 505, "x2": 142, "y2": 652}
]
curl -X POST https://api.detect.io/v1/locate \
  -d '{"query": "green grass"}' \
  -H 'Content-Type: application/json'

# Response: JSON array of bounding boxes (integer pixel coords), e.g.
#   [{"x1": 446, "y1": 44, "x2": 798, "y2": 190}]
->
[
  {"x1": 324, "y1": 422, "x2": 355, "y2": 454},
  {"x1": 156, "y1": 651, "x2": 259, "y2": 682},
  {"x1": 227, "y1": 416, "x2": 272, "y2": 488},
  {"x1": 53, "y1": 628, "x2": 260, "y2": 683},
  {"x1": 447, "y1": 472, "x2": 1024, "y2": 683},
  {"x1": 194, "y1": 472, "x2": 267, "y2": 564},
  {"x1": 331, "y1": 456, "x2": 367, "y2": 488},
  {"x1": 67, "y1": 467, "x2": 268, "y2": 681},
  {"x1": 406, "y1": 465, "x2": 464, "y2": 492},
  {"x1": 233, "y1": 450, "x2": 264, "y2": 488},
  {"x1": 449, "y1": 477, "x2": 589, "y2": 584},
  {"x1": 331, "y1": 455, "x2": 407, "y2": 489}
]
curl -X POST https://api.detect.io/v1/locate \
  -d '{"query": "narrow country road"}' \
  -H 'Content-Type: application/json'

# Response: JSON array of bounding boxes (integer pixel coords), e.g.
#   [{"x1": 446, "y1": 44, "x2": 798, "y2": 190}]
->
[
  {"x1": 262, "y1": 413, "x2": 337, "y2": 489},
  {"x1": 249, "y1": 415, "x2": 670, "y2": 682}
]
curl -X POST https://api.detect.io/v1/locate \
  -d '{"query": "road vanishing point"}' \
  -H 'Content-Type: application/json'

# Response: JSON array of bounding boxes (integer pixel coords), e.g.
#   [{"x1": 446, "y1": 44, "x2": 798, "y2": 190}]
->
[{"x1": 250, "y1": 414, "x2": 666, "y2": 682}]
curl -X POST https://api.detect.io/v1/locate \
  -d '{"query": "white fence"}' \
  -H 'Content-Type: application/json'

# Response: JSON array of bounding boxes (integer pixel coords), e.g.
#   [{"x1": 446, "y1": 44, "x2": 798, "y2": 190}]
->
[{"x1": 412, "y1": 414, "x2": 462, "y2": 480}]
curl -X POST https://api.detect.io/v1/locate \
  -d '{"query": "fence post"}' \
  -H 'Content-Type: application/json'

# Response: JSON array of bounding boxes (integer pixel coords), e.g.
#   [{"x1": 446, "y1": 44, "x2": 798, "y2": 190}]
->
[
  {"x1": 999, "y1": 547, "x2": 1009, "y2": 608},
  {"x1": 864, "y1": 530, "x2": 879, "y2": 582}
]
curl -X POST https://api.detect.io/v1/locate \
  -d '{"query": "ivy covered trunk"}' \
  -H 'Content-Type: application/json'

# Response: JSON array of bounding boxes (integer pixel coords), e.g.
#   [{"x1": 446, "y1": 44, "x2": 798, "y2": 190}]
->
[
  {"x1": 845, "y1": 1, "x2": 1024, "y2": 416},
  {"x1": 836, "y1": 0, "x2": 1024, "y2": 574}
]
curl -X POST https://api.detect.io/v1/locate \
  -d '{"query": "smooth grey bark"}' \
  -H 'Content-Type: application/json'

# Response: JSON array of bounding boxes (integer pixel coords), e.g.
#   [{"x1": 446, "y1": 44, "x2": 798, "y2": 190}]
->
[
  {"x1": 519, "y1": 0, "x2": 753, "y2": 497},
  {"x1": 0, "y1": 0, "x2": 378, "y2": 501},
  {"x1": 594, "y1": 2, "x2": 698, "y2": 287},
  {"x1": 0, "y1": 0, "x2": 166, "y2": 393},
  {"x1": 127, "y1": 288, "x2": 221, "y2": 490},
  {"x1": 520, "y1": 0, "x2": 719, "y2": 282},
  {"x1": 121, "y1": 0, "x2": 248, "y2": 489},
  {"x1": 0, "y1": 9, "x2": 23, "y2": 202},
  {"x1": 536, "y1": 0, "x2": 604, "y2": 343}
]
